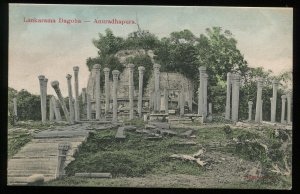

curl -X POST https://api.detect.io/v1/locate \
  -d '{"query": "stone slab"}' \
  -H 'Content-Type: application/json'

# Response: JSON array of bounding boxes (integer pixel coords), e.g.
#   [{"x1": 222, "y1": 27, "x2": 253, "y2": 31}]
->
[{"x1": 115, "y1": 127, "x2": 126, "y2": 139}]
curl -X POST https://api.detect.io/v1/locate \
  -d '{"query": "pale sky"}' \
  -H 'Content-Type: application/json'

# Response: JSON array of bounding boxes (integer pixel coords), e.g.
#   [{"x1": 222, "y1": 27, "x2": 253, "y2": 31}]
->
[{"x1": 9, "y1": 4, "x2": 293, "y2": 96}]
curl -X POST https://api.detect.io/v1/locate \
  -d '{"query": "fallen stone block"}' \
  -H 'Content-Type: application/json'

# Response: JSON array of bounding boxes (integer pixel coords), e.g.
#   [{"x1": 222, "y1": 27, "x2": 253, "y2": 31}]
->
[
  {"x1": 75, "y1": 172, "x2": 112, "y2": 178},
  {"x1": 149, "y1": 122, "x2": 170, "y2": 129},
  {"x1": 123, "y1": 126, "x2": 137, "y2": 131},
  {"x1": 27, "y1": 174, "x2": 44, "y2": 185},
  {"x1": 180, "y1": 130, "x2": 194, "y2": 137}
]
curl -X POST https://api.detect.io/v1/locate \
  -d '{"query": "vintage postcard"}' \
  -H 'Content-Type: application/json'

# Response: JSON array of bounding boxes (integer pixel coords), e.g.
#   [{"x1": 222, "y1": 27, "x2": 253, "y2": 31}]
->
[{"x1": 8, "y1": 4, "x2": 292, "y2": 189}]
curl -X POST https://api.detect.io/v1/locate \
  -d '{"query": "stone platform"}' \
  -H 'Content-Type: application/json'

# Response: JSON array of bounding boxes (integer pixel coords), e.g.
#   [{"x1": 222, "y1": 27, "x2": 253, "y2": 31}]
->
[{"x1": 7, "y1": 123, "x2": 113, "y2": 185}]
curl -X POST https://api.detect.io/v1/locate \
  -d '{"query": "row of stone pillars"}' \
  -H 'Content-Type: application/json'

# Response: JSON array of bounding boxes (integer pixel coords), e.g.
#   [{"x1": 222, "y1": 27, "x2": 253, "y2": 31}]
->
[
  {"x1": 246, "y1": 78, "x2": 292, "y2": 124},
  {"x1": 38, "y1": 66, "x2": 80, "y2": 124}
]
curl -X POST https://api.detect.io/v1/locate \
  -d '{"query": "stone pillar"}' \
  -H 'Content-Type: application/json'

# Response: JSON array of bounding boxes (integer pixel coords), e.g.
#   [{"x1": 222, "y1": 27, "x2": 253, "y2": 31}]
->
[
  {"x1": 138, "y1": 66, "x2": 145, "y2": 117},
  {"x1": 93, "y1": 64, "x2": 101, "y2": 120},
  {"x1": 103, "y1": 67, "x2": 110, "y2": 115},
  {"x1": 271, "y1": 80, "x2": 279, "y2": 123},
  {"x1": 66, "y1": 74, "x2": 75, "y2": 124},
  {"x1": 209, "y1": 103, "x2": 212, "y2": 114},
  {"x1": 51, "y1": 96, "x2": 61, "y2": 121},
  {"x1": 153, "y1": 64, "x2": 161, "y2": 112},
  {"x1": 180, "y1": 88, "x2": 185, "y2": 117},
  {"x1": 255, "y1": 77, "x2": 263, "y2": 123},
  {"x1": 149, "y1": 92, "x2": 154, "y2": 111},
  {"x1": 198, "y1": 66, "x2": 207, "y2": 115},
  {"x1": 270, "y1": 97, "x2": 273, "y2": 121},
  {"x1": 248, "y1": 101, "x2": 253, "y2": 121},
  {"x1": 260, "y1": 100, "x2": 263, "y2": 121},
  {"x1": 231, "y1": 74, "x2": 241, "y2": 122},
  {"x1": 82, "y1": 88, "x2": 86, "y2": 104},
  {"x1": 112, "y1": 70, "x2": 120, "y2": 123},
  {"x1": 38, "y1": 75, "x2": 46, "y2": 123},
  {"x1": 43, "y1": 78, "x2": 48, "y2": 121},
  {"x1": 202, "y1": 73, "x2": 208, "y2": 117},
  {"x1": 13, "y1": 97, "x2": 17, "y2": 118},
  {"x1": 56, "y1": 143, "x2": 70, "y2": 179},
  {"x1": 164, "y1": 88, "x2": 169, "y2": 114},
  {"x1": 73, "y1": 66, "x2": 80, "y2": 122},
  {"x1": 225, "y1": 72, "x2": 231, "y2": 120},
  {"x1": 281, "y1": 95, "x2": 287, "y2": 124},
  {"x1": 286, "y1": 91, "x2": 292, "y2": 124},
  {"x1": 86, "y1": 94, "x2": 91, "y2": 120},
  {"x1": 51, "y1": 81, "x2": 70, "y2": 123},
  {"x1": 128, "y1": 64, "x2": 135, "y2": 120},
  {"x1": 49, "y1": 96, "x2": 54, "y2": 121}
]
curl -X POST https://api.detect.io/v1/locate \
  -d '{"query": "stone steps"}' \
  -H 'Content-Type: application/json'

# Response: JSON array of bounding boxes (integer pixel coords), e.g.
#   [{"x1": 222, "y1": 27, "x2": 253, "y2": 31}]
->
[{"x1": 8, "y1": 125, "x2": 91, "y2": 185}]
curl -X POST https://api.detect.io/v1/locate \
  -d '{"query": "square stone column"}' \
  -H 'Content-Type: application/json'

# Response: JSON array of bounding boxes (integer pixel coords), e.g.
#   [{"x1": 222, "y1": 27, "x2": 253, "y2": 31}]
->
[
  {"x1": 260, "y1": 100, "x2": 263, "y2": 121},
  {"x1": 38, "y1": 75, "x2": 46, "y2": 123},
  {"x1": 86, "y1": 94, "x2": 91, "y2": 120},
  {"x1": 281, "y1": 95, "x2": 287, "y2": 124},
  {"x1": 49, "y1": 96, "x2": 54, "y2": 121},
  {"x1": 66, "y1": 74, "x2": 75, "y2": 124},
  {"x1": 198, "y1": 66, "x2": 206, "y2": 115},
  {"x1": 153, "y1": 64, "x2": 161, "y2": 112},
  {"x1": 248, "y1": 101, "x2": 253, "y2": 121},
  {"x1": 127, "y1": 64, "x2": 135, "y2": 120},
  {"x1": 202, "y1": 73, "x2": 208, "y2": 118},
  {"x1": 73, "y1": 66, "x2": 80, "y2": 122},
  {"x1": 209, "y1": 103, "x2": 212, "y2": 115},
  {"x1": 286, "y1": 91, "x2": 292, "y2": 124},
  {"x1": 255, "y1": 77, "x2": 263, "y2": 123},
  {"x1": 164, "y1": 88, "x2": 169, "y2": 114},
  {"x1": 271, "y1": 80, "x2": 279, "y2": 123},
  {"x1": 51, "y1": 81, "x2": 70, "y2": 123},
  {"x1": 231, "y1": 74, "x2": 241, "y2": 122},
  {"x1": 13, "y1": 97, "x2": 17, "y2": 118},
  {"x1": 103, "y1": 67, "x2": 110, "y2": 115},
  {"x1": 93, "y1": 64, "x2": 101, "y2": 120},
  {"x1": 180, "y1": 87, "x2": 185, "y2": 117},
  {"x1": 112, "y1": 70, "x2": 120, "y2": 123},
  {"x1": 225, "y1": 72, "x2": 231, "y2": 120},
  {"x1": 138, "y1": 66, "x2": 145, "y2": 117}
]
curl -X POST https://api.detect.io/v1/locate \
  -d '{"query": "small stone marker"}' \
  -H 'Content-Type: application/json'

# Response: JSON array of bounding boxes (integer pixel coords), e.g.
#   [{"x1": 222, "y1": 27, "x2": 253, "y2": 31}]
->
[{"x1": 115, "y1": 127, "x2": 126, "y2": 139}]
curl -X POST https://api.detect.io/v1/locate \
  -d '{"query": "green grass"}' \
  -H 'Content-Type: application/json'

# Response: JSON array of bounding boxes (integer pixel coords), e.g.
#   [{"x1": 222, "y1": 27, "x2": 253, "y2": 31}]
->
[{"x1": 8, "y1": 130, "x2": 32, "y2": 159}]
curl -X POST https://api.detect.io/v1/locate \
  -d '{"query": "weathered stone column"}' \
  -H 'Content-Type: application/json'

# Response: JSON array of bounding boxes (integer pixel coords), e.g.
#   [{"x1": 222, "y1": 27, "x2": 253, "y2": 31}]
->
[
  {"x1": 86, "y1": 94, "x2": 91, "y2": 120},
  {"x1": 270, "y1": 97, "x2": 273, "y2": 121},
  {"x1": 43, "y1": 78, "x2": 48, "y2": 122},
  {"x1": 103, "y1": 67, "x2": 110, "y2": 115},
  {"x1": 286, "y1": 91, "x2": 292, "y2": 124},
  {"x1": 248, "y1": 101, "x2": 253, "y2": 121},
  {"x1": 112, "y1": 70, "x2": 120, "y2": 123},
  {"x1": 51, "y1": 96, "x2": 61, "y2": 121},
  {"x1": 153, "y1": 64, "x2": 161, "y2": 112},
  {"x1": 66, "y1": 74, "x2": 75, "y2": 124},
  {"x1": 49, "y1": 96, "x2": 54, "y2": 121},
  {"x1": 260, "y1": 100, "x2": 263, "y2": 121},
  {"x1": 13, "y1": 97, "x2": 17, "y2": 118},
  {"x1": 38, "y1": 75, "x2": 46, "y2": 123},
  {"x1": 271, "y1": 80, "x2": 279, "y2": 123},
  {"x1": 138, "y1": 66, "x2": 145, "y2": 117},
  {"x1": 202, "y1": 73, "x2": 208, "y2": 117},
  {"x1": 56, "y1": 143, "x2": 70, "y2": 179},
  {"x1": 128, "y1": 64, "x2": 135, "y2": 120},
  {"x1": 231, "y1": 74, "x2": 241, "y2": 122},
  {"x1": 149, "y1": 92, "x2": 154, "y2": 111},
  {"x1": 209, "y1": 103, "x2": 212, "y2": 114},
  {"x1": 198, "y1": 66, "x2": 207, "y2": 115},
  {"x1": 51, "y1": 81, "x2": 70, "y2": 123},
  {"x1": 225, "y1": 72, "x2": 231, "y2": 119},
  {"x1": 82, "y1": 88, "x2": 86, "y2": 104},
  {"x1": 281, "y1": 95, "x2": 287, "y2": 124},
  {"x1": 255, "y1": 77, "x2": 263, "y2": 123},
  {"x1": 93, "y1": 64, "x2": 101, "y2": 120},
  {"x1": 73, "y1": 66, "x2": 80, "y2": 122},
  {"x1": 180, "y1": 88, "x2": 185, "y2": 117},
  {"x1": 164, "y1": 88, "x2": 169, "y2": 114}
]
